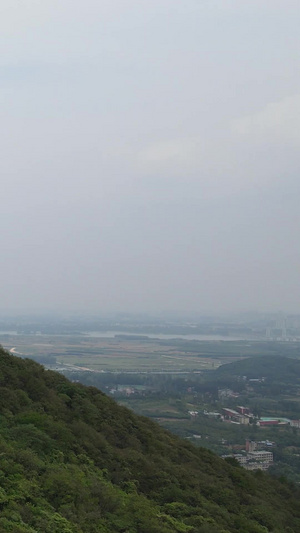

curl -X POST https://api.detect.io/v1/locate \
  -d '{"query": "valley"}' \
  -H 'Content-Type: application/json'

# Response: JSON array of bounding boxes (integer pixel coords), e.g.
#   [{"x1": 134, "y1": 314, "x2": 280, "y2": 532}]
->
[{"x1": 2, "y1": 329, "x2": 300, "y2": 483}]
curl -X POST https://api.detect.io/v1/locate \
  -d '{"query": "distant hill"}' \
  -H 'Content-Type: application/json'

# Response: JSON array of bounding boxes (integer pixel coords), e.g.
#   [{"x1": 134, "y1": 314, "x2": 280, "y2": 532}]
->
[
  {"x1": 207, "y1": 355, "x2": 300, "y2": 384},
  {"x1": 0, "y1": 346, "x2": 299, "y2": 532}
]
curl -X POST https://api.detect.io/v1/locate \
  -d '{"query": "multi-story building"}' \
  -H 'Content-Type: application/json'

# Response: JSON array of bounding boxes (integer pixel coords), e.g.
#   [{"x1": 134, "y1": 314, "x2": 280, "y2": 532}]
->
[
  {"x1": 222, "y1": 408, "x2": 250, "y2": 425},
  {"x1": 247, "y1": 450, "x2": 273, "y2": 462},
  {"x1": 224, "y1": 450, "x2": 273, "y2": 471}
]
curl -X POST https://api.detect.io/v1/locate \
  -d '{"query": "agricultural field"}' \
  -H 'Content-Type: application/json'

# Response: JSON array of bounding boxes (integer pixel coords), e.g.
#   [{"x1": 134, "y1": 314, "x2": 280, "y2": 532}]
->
[
  {"x1": 1, "y1": 331, "x2": 300, "y2": 374},
  {"x1": 0, "y1": 333, "x2": 251, "y2": 373}
]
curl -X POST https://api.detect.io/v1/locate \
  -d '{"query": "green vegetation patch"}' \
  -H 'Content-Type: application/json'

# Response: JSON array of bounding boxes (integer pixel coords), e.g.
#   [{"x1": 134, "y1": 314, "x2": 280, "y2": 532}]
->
[{"x1": 0, "y1": 348, "x2": 298, "y2": 531}]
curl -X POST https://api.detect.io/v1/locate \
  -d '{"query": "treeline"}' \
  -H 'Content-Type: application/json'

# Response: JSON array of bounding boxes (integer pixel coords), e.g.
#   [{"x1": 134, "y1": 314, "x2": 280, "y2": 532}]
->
[{"x1": 64, "y1": 370, "x2": 220, "y2": 397}]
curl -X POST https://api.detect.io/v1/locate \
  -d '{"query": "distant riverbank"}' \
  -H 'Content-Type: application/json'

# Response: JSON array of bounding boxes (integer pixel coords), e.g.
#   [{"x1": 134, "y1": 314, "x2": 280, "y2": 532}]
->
[
  {"x1": 82, "y1": 331, "x2": 245, "y2": 341},
  {"x1": 0, "y1": 330, "x2": 253, "y2": 342}
]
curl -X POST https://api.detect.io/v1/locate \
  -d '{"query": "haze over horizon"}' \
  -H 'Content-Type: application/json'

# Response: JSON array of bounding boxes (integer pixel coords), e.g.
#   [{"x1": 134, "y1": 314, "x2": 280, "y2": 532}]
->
[{"x1": 1, "y1": 1, "x2": 300, "y2": 315}]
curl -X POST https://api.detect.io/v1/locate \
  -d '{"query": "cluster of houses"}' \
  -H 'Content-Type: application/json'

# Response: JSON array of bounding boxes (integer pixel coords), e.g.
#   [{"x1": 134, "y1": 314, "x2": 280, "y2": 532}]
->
[
  {"x1": 223, "y1": 439, "x2": 274, "y2": 471},
  {"x1": 218, "y1": 388, "x2": 240, "y2": 400},
  {"x1": 203, "y1": 406, "x2": 253, "y2": 424},
  {"x1": 109, "y1": 386, "x2": 136, "y2": 396},
  {"x1": 204, "y1": 405, "x2": 300, "y2": 428}
]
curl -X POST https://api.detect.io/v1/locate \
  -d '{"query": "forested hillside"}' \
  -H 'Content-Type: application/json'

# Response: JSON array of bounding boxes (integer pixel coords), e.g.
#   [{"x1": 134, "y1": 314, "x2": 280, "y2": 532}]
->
[
  {"x1": 211, "y1": 355, "x2": 300, "y2": 381},
  {"x1": 204, "y1": 355, "x2": 300, "y2": 394},
  {"x1": 0, "y1": 347, "x2": 299, "y2": 532}
]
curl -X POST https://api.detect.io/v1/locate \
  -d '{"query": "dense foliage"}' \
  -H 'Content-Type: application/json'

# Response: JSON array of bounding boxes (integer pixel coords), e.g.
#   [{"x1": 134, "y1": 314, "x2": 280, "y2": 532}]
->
[{"x1": 0, "y1": 348, "x2": 299, "y2": 532}]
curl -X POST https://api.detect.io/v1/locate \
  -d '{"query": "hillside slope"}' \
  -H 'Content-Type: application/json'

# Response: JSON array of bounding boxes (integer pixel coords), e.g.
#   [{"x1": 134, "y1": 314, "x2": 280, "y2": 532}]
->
[
  {"x1": 205, "y1": 355, "x2": 300, "y2": 388},
  {"x1": 216, "y1": 354, "x2": 300, "y2": 377},
  {"x1": 0, "y1": 347, "x2": 299, "y2": 532}
]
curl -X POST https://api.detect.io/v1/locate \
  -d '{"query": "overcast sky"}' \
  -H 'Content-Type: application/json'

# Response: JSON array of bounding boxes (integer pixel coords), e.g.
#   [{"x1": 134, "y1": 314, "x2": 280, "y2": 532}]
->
[{"x1": 1, "y1": 0, "x2": 300, "y2": 315}]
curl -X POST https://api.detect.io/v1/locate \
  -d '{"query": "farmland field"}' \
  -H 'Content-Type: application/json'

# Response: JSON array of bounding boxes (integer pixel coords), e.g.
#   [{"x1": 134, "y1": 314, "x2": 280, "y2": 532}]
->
[
  {"x1": 1, "y1": 332, "x2": 300, "y2": 374},
  {"x1": 0, "y1": 333, "x2": 259, "y2": 373}
]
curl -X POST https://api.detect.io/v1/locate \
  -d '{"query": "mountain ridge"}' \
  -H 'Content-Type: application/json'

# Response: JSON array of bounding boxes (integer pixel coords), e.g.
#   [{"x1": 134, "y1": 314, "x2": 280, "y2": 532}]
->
[{"x1": 0, "y1": 346, "x2": 299, "y2": 532}]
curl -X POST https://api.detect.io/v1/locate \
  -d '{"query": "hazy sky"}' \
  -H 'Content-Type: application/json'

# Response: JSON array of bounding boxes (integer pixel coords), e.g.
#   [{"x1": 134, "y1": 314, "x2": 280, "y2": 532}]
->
[{"x1": 1, "y1": 0, "x2": 300, "y2": 315}]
